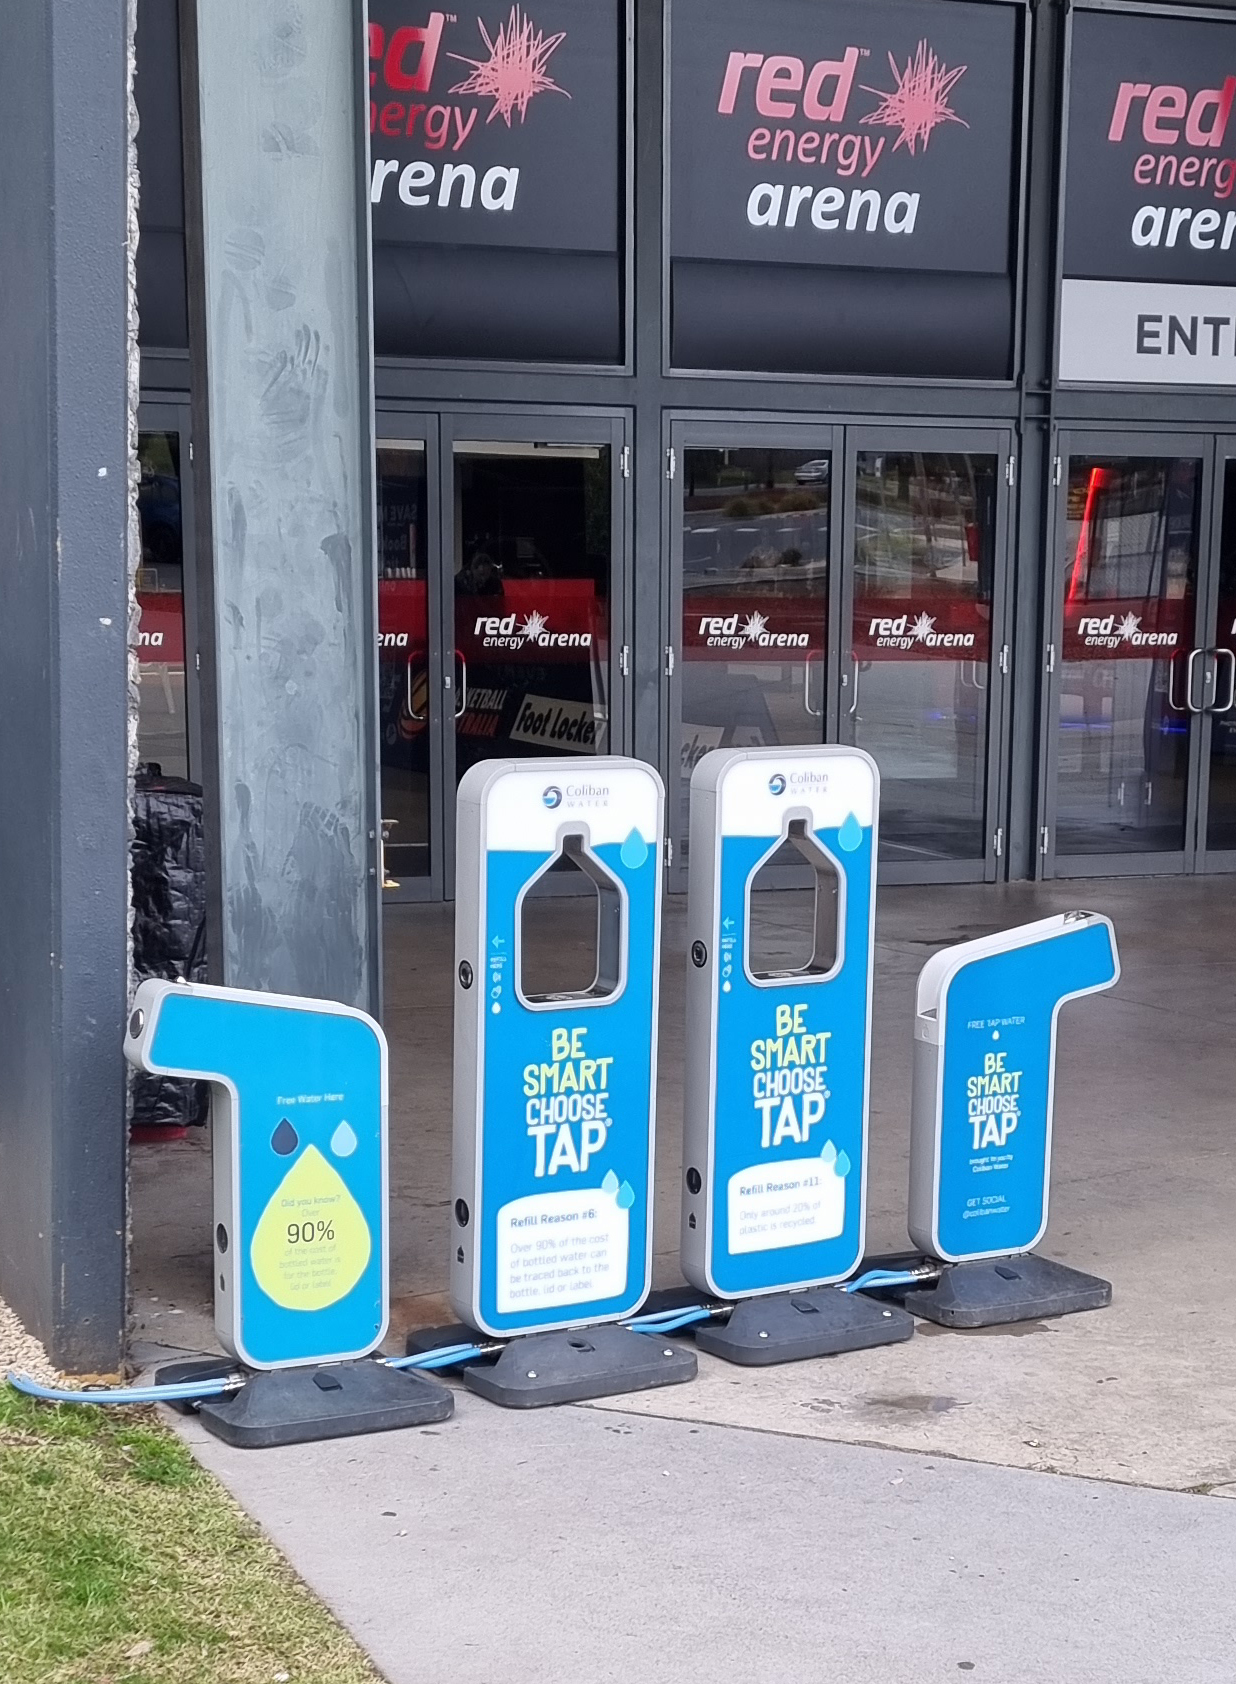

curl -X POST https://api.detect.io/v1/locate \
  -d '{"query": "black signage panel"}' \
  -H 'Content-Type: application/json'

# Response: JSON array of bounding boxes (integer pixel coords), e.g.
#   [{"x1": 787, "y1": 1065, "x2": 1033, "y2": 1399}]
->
[
  {"x1": 1060, "y1": 9, "x2": 1236, "y2": 385},
  {"x1": 1064, "y1": 9, "x2": 1236, "y2": 286},
  {"x1": 671, "y1": 0, "x2": 1017, "y2": 272},
  {"x1": 667, "y1": 0, "x2": 1021, "y2": 379},
  {"x1": 369, "y1": 0, "x2": 623, "y2": 361}
]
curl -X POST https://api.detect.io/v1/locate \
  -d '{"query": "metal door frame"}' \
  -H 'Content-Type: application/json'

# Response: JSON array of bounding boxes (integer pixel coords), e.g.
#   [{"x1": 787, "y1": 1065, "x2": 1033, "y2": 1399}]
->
[
  {"x1": 1040, "y1": 429, "x2": 1215, "y2": 880},
  {"x1": 137, "y1": 398, "x2": 202, "y2": 783},
  {"x1": 665, "y1": 417, "x2": 845, "y2": 892},
  {"x1": 837, "y1": 425, "x2": 1016, "y2": 886},
  {"x1": 1192, "y1": 434, "x2": 1236, "y2": 874},
  {"x1": 373, "y1": 413, "x2": 444, "y2": 904},
  {"x1": 439, "y1": 408, "x2": 631, "y2": 899}
]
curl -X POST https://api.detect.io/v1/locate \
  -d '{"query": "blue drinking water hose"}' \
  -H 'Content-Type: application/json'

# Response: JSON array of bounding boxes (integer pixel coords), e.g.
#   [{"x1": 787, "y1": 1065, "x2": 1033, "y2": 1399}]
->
[
  {"x1": 383, "y1": 1344, "x2": 487, "y2": 1372},
  {"x1": 7, "y1": 1341, "x2": 492, "y2": 1406},
  {"x1": 6, "y1": 1372, "x2": 244, "y2": 1406},
  {"x1": 7, "y1": 1260, "x2": 942, "y2": 1405},
  {"x1": 842, "y1": 1268, "x2": 930, "y2": 1294},
  {"x1": 623, "y1": 1306, "x2": 716, "y2": 1334}
]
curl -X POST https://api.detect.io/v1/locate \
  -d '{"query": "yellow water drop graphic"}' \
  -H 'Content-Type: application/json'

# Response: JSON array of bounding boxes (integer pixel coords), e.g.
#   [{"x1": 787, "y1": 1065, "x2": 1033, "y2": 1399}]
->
[{"x1": 250, "y1": 1144, "x2": 371, "y2": 1312}]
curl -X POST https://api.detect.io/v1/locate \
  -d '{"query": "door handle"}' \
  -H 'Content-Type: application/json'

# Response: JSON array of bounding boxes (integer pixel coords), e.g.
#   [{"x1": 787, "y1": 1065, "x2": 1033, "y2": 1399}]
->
[
  {"x1": 455, "y1": 653, "x2": 468, "y2": 720},
  {"x1": 803, "y1": 653, "x2": 823, "y2": 719},
  {"x1": 848, "y1": 656, "x2": 863, "y2": 718},
  {"x1": 380, "y1": 819, "x2": 400, "y2": 890},
  {"x1": 406, "y1": 660, "x2": 425, "y2": 720},
  {"x1": 1185, "y1": 646, "x2": 1208, "y2": 714},
  {"x1": 1211, "y1": 646, "x2": 1236, "y2": 714},
  {"x1": 1168, "y1": 650, "x2": 1193, "y2": 713}
]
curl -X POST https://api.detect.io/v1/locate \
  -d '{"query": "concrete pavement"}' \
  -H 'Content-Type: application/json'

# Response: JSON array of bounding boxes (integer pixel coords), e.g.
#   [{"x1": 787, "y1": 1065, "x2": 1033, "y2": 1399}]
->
[{"x1": 180, "y1": 1391, "x2": 1236, "y2": 1684}]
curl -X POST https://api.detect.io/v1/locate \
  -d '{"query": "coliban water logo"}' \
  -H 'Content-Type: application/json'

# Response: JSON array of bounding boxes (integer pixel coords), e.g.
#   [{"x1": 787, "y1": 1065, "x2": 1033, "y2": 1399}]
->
[
  {"x1": 768, "y1": 773, "x2": 787, "y2": 796},
  {"x1": 542, "y1": 785, "x2": 563, "y2": 809}
]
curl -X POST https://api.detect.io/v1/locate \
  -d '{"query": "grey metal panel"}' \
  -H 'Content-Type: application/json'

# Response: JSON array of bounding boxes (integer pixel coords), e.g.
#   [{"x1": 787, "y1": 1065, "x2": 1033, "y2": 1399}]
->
[
  {"x1": 183, "y1": 0, "x2": 380, "y2": 1013},
  {"x1": 0, "y1": 0, "x2": 132, "y2": 1370}
]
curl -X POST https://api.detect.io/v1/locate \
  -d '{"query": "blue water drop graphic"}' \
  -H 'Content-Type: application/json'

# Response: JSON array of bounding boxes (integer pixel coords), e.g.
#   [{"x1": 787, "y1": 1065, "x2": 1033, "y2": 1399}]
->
[
  {"x1": 602, "y1": 1170, "x2": 620, "y2": 1195},
  {"x1": 330, "y1": 1120, "x2": 358, "y2": 1159},
  {"x1": 620, "y1": 828, "x2": 649, "y2": 870},
  {"x1": 820, "y1": 1140, "x2": 837, "y2": 1166},
  {"x1": 616, "y1": 1180, "x2": 636, "y2": 1210},
  {"x1": 837, "y1": 812, "x2": 863, "y2": 853},
  {"x1": 271, "y1": 1117, "x2": 298, "y2": 1156},
  {"x1": 835, "y1": 1150, "x2": 852, "y2": 1178}
]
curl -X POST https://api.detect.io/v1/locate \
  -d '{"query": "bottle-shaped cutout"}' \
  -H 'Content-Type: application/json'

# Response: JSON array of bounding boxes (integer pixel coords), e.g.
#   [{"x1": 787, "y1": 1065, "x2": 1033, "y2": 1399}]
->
[
  {"x1": 250, "y1": 1144, "x2": 371, "y2": 1312},
  {"x1": 519, "y1": 830, "x2": 624, "y2": 1004},
  {"x1": 271, "y1": 1117, "x2": 299, "y2": 1156},
  {"x1": 746, "y1": 818, "x2": 842, "y2": 981}
]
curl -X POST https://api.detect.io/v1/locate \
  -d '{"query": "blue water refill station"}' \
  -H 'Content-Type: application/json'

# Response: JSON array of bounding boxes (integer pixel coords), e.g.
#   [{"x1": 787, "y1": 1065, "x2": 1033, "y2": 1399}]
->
[
  {"x1": 904, "y1": 911, "x2": 1120, "y2": 1327},
  {"x1": 433, "y1": 756, "x2": 696, "y2": 1406},
  {"x1": 124, "y1": 981, "x2": 452, "y2": 1446},
  {"x1": 680, "y1": 746, "x2": 914, "y2": 1364}
]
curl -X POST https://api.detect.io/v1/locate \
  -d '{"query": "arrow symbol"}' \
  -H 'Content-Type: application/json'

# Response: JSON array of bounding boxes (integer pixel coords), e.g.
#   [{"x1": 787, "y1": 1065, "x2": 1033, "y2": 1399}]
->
[
  {"x1": 491, "y1": 935, "x2": 506, "y2": 949},
  {"x1": 722, "y1": 917, "x2": 735, "y2": 931}
]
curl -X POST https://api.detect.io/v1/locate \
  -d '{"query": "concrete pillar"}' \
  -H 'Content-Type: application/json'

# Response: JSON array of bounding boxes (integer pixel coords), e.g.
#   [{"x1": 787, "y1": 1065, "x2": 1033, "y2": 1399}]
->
[
  {"x1": 183, "y1": 0, "x2": 381, "y2": 1013},
  {"x1": 0, "y1": 0, "x2": 135, "y2": 1371}
]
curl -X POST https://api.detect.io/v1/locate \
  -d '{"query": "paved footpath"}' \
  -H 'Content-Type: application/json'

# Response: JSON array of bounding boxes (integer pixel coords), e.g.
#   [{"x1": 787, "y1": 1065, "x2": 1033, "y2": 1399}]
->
[{"x1": 181, "y1": 1390, "x2": 1236, "y2": 1684}]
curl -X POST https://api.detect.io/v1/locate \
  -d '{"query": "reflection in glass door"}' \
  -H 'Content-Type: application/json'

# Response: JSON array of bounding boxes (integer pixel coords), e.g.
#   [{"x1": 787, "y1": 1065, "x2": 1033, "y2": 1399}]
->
[
  {"x1": 377, "y1": 440, "x2": 433, "y2": 893},
  {"x1": 1202, "y1": 457, "x2": 1236, "y2": 858},
  {"x1": 451, "y1": 441, "x2": 613, "y2": 792},
  {"x1": 676, "y1": 444, "x2": 834, "y2": 865},
  {"x1": 135, "y1": 418, "x2": 196, "y2": 780},
  {"x1": 1050, "y1": 454, "x2": 1201, "y2": 862},
  {"x1": 843, "y1": 447, "x2": 1002, "y2": 869}
]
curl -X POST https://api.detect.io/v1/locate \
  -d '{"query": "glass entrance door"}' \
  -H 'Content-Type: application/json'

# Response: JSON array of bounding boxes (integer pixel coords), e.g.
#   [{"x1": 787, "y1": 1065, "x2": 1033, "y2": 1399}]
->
[
  {"x1": 1044, "y1": 437, "x2": 1207, "y2": 875},
  {"x1": 376, "y1": 412, "x2": 628, "y2": 902},
  {"x1": 377, "y1": 425, "x2": 439, "y2": 899},
  {"x1": 838, "y1": 431, "x2": 1011, "y2": 879},
  {"x1": 668, "y1": 423, "x2": 1011, "y2": 884},
  {"x1": 1193, "y1": 441, "x2": 1236, "y2": 870},
  {"x1": 670, "y1": 427, "x2": 841, "y2": 875}
]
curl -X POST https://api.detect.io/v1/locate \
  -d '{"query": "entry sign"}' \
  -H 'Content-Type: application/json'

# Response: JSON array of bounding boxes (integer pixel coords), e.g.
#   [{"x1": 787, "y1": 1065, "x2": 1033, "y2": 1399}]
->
[
  {"x1": 681, "y1": 746, "x2": 879, "y2": 1298},
  {"x1": 124, "y1": 982, "x2": 389, "y2": 1370},
  {"x1": 908, "y1": 913, "x2": 1120, "y2": 1263},
  {"x1": 452, "y1": 758, "x2": 664, "y2": 1338}
]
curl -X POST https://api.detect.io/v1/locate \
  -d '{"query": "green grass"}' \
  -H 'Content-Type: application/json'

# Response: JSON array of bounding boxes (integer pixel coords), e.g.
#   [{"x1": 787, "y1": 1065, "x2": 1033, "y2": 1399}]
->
[{"x1": 0, "y1": 1386, "x2": 384, "y2": 1684}]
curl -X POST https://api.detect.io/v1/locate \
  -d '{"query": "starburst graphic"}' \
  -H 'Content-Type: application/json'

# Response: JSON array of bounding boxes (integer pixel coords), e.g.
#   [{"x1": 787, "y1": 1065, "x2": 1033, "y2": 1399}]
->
[
  {"x1": 450, "y1": 7, "x2": 569, "y2": 127},
  {"x1": 911, "y1": 612, "x2": 937, "y2": 641},
  {"x1": 519, "y1": 610, "x2": 549, "y2": 641},
  {"x1": 861, "y1": 41, "x2": 968, "y2": 155},
  {"x1": 741, "y1": 612, "x2": 769, "y2": 642},
  {"x1": 1117, "y1": 612, "x2": 1142, "y2": 641}
]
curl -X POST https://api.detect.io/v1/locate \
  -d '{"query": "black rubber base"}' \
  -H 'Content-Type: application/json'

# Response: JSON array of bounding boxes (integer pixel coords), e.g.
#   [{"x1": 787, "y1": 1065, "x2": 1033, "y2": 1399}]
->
[
  {"x1": 903, "y1": 1254, "x2": 1112, "y2": 1329},
  {"x1": 694, "y1": 1286, "x2": 915, "y2": 1367},
  {"x1": 462, "y1": 1324, "x2": 697, "y2": 1409},
  {"x1": 404, "y1": 1323, "x2": 482, "y2": 1361},
  {"x1": 153, "y1": 1359, "x2": 454, "y2": 1449},
  {"x1": 153, "y1": 1357, "x2": 243, "y2": 1416}
]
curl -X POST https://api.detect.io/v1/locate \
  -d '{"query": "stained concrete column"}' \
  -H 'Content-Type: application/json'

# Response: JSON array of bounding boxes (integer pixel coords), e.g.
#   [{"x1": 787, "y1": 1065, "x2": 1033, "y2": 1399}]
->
[
  {"x1": 183, "y1": 0, "x2": 381, "y2": 1013},
  {"x1": 0, "y1": 0, "x2": 136, "y2": 1371}
]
